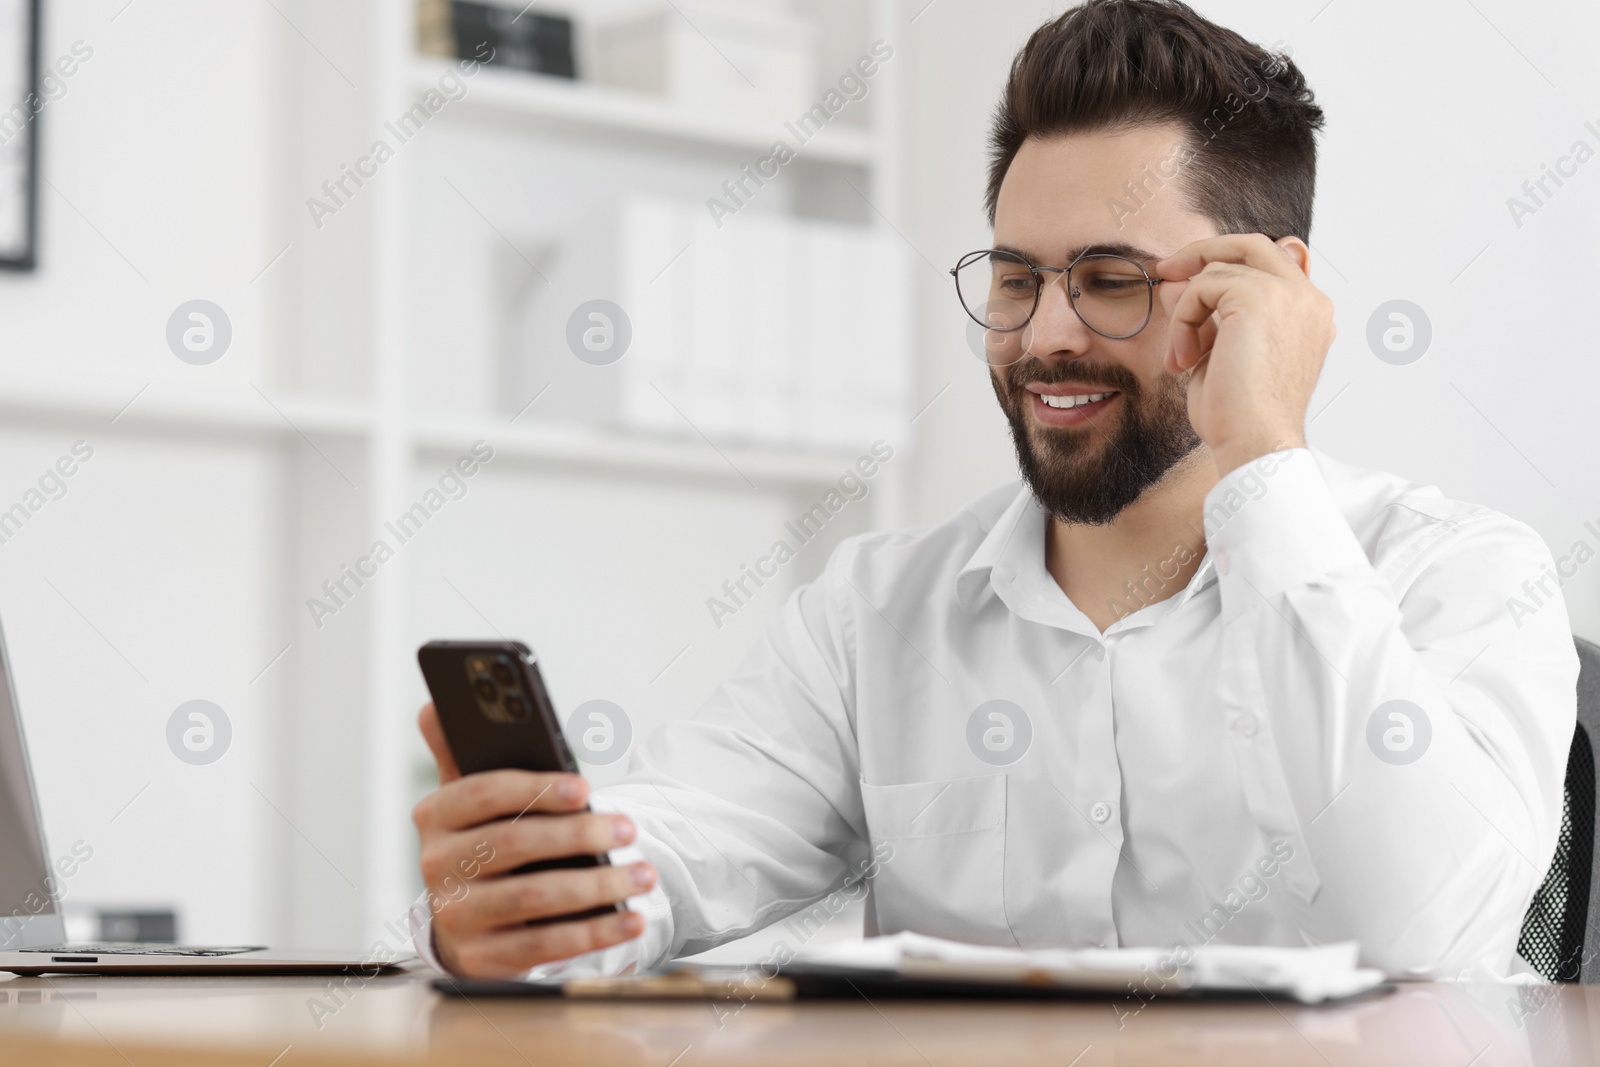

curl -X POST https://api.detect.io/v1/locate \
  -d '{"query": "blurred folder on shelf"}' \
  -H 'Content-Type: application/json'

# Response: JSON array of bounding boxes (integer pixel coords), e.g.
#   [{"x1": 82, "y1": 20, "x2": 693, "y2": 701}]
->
[
  {"x1": 499, "y1": 194, "x2": 913, "y2": 455},
  {"x1": 418, "y1": 0, "x2": 578, "y2": 78},
  {"x1": 596, "y1": 1, "x2": 818, "y2": 123}
]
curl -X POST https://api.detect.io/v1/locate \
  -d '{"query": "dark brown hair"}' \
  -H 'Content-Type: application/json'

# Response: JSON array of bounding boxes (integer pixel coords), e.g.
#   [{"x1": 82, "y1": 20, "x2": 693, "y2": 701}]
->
[{"x1": 986, "y1": 0, "x2": 1324, "y2": 241}]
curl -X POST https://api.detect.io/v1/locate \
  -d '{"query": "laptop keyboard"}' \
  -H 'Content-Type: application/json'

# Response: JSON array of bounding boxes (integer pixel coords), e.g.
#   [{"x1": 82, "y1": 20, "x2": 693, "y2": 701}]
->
[{"x1": 18, "y1": 943, "x2": 265, "y2": 957}]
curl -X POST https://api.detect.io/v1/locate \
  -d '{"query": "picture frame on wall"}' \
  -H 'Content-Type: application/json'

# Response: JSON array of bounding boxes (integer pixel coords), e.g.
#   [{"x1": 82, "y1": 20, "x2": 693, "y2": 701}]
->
[{"x1": 0, "y1": 0, "x2": 38, "y2": 271}]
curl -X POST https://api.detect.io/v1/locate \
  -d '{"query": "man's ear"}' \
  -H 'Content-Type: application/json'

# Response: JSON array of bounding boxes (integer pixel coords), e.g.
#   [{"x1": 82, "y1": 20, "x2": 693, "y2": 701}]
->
[{"x1": 1274, "y1": 236, "x2": 1312, "y2": 277}]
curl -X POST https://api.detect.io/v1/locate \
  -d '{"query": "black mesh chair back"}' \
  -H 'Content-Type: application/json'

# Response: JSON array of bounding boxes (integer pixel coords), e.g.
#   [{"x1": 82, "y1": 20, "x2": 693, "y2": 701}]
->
[{"x1": 1517, "y1": 636, "x2": 1600, "y2": 982}]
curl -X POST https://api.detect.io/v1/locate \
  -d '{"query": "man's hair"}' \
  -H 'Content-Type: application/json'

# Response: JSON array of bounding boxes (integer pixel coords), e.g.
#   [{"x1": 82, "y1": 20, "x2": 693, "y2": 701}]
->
[{"x1": 986, "y1": 0, "x2": 1325, "y2": 241}]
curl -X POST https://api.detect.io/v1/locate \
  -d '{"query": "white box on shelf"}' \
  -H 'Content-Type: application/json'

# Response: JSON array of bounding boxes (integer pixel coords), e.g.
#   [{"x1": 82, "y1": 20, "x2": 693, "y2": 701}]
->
[
  {"x1": 494, "y1": 202, "x2": 621, "y2": 430},
  {"x1": 684, "y1": 208, "x2": 740, "y2": 440},
  {"x1": 729, "y1": 211, "x2": 800, "y2": 448},
  {"x1": 619, "y1": 195, "x2": 696, "y2": 438},
  {"x1": 790, "y1": 220, "x2": 913, "y2": 452},
  {"x1": 792, "y1": 219, "x2": 855, "y2": 451},
  {"x1": 501, "y1": 193, "x2": 912, "y2": 456},
  {"x1": 494, "y1": 193, "x2": 696, "y2": 440},
  {"x1": 595, "y1": 3, "x2": 818, "y2": 125},
  {"x1": 857, "y1": 231, "x2": 914, "y2": 448}
]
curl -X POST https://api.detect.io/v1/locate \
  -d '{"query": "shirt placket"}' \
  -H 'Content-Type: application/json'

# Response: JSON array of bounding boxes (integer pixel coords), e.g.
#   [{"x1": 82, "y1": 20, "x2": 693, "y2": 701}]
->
[
  {"x1": 1000, "y1": 570, "x2": 1124, "y2": 948},
  {"x1": 1073, "y1": 634, "x2": 1123, "y2": 948}
]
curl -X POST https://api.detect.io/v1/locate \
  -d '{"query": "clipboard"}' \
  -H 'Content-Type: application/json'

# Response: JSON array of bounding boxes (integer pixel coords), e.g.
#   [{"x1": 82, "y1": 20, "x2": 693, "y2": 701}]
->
[{"x1": 431, "y1": 961, "x2": 1395, "y2": 1003}]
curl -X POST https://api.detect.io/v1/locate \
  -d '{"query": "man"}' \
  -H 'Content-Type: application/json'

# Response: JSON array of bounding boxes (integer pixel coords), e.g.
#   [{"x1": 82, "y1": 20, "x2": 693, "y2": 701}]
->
[{"x1": 410, "y1": 0, "x2": 1577, "y2": 982}]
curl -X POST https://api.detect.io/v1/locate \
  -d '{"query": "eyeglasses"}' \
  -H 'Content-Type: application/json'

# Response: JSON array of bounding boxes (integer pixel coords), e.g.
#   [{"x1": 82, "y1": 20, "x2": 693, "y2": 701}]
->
[{"x1": 950, "y1": 249, "x2": 1164, "y2": 361}]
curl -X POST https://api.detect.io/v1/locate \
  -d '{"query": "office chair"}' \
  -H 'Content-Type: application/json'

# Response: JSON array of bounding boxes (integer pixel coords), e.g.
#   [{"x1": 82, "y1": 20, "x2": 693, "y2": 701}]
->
[{"x1": 1517, "y1": 636, "x2": 1600, "y2": 982}]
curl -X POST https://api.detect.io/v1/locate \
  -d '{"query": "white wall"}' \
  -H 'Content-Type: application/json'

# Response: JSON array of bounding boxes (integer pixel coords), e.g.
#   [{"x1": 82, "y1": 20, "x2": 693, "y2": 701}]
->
[
  {"x1": 0, "y1": 0, "x2": 290, "y2": 944},
  {"x1": 0, "y1": 1, "x2": 284, "y2": 385},
  {"x1": 0, "y1": 429, "x2": 283, "y2": 943}
]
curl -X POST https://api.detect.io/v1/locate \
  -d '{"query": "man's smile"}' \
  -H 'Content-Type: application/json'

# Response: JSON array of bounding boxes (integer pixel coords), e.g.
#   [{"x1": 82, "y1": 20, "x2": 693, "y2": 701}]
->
[{"x1": 1024, "y1": 383, "x2": 1122, "y2": 427}]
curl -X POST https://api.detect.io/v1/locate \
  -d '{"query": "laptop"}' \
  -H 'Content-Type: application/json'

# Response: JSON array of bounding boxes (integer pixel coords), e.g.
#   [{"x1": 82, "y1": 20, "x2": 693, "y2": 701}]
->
[{"x1": 0, "y1": 616, "x2": 405, "y2": 976}]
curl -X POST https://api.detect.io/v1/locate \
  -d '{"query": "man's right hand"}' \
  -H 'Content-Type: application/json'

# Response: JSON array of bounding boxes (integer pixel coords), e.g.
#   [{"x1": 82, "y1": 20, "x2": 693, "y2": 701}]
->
[{"x1": 411, "y1": 702, "x2": 655, "y2": 978}]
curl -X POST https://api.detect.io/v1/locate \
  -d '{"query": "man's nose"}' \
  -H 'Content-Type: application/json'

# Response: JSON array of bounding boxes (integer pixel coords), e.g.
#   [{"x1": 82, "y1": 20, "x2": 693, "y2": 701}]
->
[{"x1": 1024, "y1": 272, "x2": 1094, "y2": 358}]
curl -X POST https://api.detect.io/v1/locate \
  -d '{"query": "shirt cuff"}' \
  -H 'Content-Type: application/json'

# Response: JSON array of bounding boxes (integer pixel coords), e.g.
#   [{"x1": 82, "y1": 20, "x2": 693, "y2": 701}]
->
[
  {"x1": 1203, "y1": 448, "x2": 1372, "y2": 603},
  {"x1": 408, "y1": 889, "x2": 448, "y2": 973},
  {"x1": 521, "y1": 793, "x2": 674, "y2": 980}
]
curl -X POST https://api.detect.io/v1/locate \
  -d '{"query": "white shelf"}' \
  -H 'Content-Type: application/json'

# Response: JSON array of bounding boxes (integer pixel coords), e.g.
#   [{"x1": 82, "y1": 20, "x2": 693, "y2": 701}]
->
[
  {"x1": 413, "y1": 59, "x2": 876, "y2": 166},
  {"x1": 413, "y1": 416, "x2": 863, "y2": 488},
  {"x1": 0, "y1": 379, "x2": 372, "y2": 440},
  {"x1": 0, "y1": 377, "x2": 864, "y2": 488}
]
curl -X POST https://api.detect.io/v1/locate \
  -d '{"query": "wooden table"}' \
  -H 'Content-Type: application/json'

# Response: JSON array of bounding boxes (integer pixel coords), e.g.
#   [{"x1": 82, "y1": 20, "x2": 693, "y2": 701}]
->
[{"x1": 1, "y1": 964, "x2": 1595, "y2": 1066}]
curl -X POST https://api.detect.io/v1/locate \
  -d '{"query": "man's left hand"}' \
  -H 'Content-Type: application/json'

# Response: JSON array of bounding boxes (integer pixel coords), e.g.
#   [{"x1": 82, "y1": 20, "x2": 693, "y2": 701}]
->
[{"x1": 1155, "y1": 234, "x2": 1335, "y2": 475}]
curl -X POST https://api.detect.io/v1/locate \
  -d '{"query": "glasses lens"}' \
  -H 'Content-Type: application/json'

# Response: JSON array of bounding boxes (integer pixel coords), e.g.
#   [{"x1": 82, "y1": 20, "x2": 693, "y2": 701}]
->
[
  {"x1": 955, "y1": 251, "x2": 1035, "y2": 366},
  {"x1": 1069, "y1": 255, "x2": 1153, "y2": 338}
]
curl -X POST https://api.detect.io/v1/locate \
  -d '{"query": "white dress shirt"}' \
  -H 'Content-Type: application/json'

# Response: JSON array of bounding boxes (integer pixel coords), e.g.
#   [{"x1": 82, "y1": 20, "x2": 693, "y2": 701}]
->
[{"x1": 413, "y1": 448, "x2": 1578, "y2": 981}]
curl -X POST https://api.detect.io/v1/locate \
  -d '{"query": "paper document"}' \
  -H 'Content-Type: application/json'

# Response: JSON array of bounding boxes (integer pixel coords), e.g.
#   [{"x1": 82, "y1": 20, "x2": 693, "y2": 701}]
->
[{"x1": 793, "y1": 932, "x2": 1387, "y2": 1004}]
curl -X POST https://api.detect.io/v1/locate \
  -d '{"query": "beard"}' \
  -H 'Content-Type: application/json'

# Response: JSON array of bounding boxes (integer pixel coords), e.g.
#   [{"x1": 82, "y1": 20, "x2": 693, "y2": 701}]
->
[{"x1": 992, "y1": 356, "x2": 1202, "y2": 525}]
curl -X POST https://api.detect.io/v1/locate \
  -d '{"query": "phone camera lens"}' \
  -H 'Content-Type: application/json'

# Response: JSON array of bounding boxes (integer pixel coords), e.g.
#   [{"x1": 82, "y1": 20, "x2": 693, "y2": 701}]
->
[
  {"x1": 490, "y1": 660, "x2": 515, "y2": 686},
  {"x1": 473, "y1": 677, "x2": 498, "y2": 702},
  {"x1": 501, "y1": 693, "x2": 530, "y2": 720}
]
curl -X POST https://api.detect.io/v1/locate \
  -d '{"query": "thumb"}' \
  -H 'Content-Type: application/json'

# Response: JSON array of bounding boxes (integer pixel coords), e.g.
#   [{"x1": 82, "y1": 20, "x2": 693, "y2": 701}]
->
[{"x1": 417, "y1": 702, "x2": 462, "y2": 785}]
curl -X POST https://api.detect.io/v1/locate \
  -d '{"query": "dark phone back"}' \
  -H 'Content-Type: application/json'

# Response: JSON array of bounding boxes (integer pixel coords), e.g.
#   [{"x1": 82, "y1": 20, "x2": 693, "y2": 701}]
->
[
  {"x1": 417, "y1": 640, "x2": 617, "y2": 923},
  {"x1": 417, "y1": 640, "x2": 577, "y2": 775}
]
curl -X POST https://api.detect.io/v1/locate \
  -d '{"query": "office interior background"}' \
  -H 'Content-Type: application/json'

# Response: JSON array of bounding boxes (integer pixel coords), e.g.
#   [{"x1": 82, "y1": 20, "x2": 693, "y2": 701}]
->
[{"x1": 0, "y1": 0, "x2": 1596, "y2": 957}]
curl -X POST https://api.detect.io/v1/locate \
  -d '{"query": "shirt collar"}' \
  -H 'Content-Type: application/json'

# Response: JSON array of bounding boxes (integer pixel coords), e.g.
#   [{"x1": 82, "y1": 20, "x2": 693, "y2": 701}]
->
[
  {"x1": 954, "y1": 483, "x2": 1219, "y2": 628},
  {"x1": 955, "y1": 483, "x2": 1039, "y2": 612}
]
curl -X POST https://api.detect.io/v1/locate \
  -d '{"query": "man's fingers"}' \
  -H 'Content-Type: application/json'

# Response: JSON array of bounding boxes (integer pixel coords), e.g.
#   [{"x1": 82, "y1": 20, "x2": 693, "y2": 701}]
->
[
  {"x1": 1156, "y1": 233, "x2": 1300, "y2": 283},
  {"x1": 447, "y1": 910, "x2": 647, "y2": 979},
  {"x1": 1158, "y1": 277, "x2": 1220, "y2": 375},
  {"x1": 457, "y1": 863, "x2": 657, "y2": 929},
  {"x1": 419, "y1": 811, "x2": 633, "y2": 894},
  {"x1": 1165, "y1": 266, "x2": 1247, "y2": 370},
  {"x1": 1197, "y1": 317, "x2": 1219, "y2": 362},
  {"x1": 413, "y1": 768, "x2": 590, "y2": 833},
  {"x1": 1180, "y1": 317, "x2": 1219, "y2": 373},
  {"x1": 417, "y1": 703, "x2": 461, "y2": 785},
  {"x1": 472, "y1": 812, "x2": 635, "y2": 876}
]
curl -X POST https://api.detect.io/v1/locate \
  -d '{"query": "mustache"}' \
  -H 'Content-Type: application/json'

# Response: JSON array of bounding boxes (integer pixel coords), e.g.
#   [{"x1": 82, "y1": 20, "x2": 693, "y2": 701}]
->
[{"x1": 1003, "y1": 357, "x2": 1142, "y2": 397}]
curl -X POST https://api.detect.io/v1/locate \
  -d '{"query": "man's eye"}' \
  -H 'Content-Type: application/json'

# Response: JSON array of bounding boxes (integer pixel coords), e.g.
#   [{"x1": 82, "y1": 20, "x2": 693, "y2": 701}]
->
[
  {"x1": 996, "y1": 276, "x2": 1037, "y2": 294},
  {"x1": 1083, "y1": 274, "x2": 1144, "y2": 294}
]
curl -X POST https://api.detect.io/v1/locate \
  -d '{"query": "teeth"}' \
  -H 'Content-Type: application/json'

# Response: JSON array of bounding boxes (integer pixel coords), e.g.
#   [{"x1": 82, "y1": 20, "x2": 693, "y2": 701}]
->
[{"x1": 1040, "y1": 391, "x2": 1114, "y2": 409}]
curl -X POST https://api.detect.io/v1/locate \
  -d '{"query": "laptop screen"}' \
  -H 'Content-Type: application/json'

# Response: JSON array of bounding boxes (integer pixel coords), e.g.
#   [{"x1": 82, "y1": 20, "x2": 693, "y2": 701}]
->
[{"x1": 0, "y1": 626, "x2": 56, "y2": 945}]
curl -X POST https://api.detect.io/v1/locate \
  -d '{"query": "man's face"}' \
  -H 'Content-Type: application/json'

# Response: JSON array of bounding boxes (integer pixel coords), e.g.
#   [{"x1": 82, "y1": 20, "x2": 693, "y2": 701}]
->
[{"x1": 989, "y1": 125, "x2": 1217, "y2": 525}]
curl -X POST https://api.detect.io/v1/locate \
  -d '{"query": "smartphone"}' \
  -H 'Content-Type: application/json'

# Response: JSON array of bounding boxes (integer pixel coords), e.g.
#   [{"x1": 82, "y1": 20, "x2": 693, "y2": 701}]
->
[{"x1": 417, "y1": 639, "x2": 620, "y2": 924}]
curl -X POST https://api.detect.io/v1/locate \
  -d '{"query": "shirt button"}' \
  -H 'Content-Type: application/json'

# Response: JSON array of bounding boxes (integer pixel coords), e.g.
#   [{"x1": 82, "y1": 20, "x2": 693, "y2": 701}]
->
[
  {"x1": 1233, "y1": 713, "x2": 1258, "y2": 738},
  {"x1": 1090, "y1": 801, "x2": 1111, "y2": 823}
]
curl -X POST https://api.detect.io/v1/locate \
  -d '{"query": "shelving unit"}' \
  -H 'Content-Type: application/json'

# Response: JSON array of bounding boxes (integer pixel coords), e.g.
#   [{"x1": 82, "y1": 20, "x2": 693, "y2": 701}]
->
[
  {"x1": 408, "y1": 58, "x2": 877, "y2": 165},
  {"x1": 412, "y1": 417, "x2": 875, "y2": 488},
  {"x1": 0, "y1": 0, "x2": 909, "y2": 954},
  {"x1": 0, "y1": 379, "x2": 374, "y2": 441},
  {"x1": 0, "y1": 381, "x2": 872, "y2": 492},
  {"x1": 352, "y1": 0, "x2": 909, "y2": 947}
]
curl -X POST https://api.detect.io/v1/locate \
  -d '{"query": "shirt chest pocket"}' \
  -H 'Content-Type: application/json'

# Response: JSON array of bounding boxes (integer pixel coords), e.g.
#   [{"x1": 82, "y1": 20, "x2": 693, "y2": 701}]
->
[{"x1": 858, "y1": 774, "x2": 1016, "y2": 946}]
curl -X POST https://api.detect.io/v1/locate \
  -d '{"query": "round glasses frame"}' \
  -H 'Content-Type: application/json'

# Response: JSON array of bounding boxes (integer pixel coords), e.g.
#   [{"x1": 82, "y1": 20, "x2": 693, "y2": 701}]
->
[{"x1": 949, "y1": 249, "x2": 1165, "y2": 341}]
